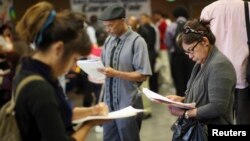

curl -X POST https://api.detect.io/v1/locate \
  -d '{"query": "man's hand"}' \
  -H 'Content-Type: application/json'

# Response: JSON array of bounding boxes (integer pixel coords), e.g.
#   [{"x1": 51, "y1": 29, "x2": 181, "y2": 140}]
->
[{"x1": 99, "y1": 67, "x2": 117, "y2": 77}]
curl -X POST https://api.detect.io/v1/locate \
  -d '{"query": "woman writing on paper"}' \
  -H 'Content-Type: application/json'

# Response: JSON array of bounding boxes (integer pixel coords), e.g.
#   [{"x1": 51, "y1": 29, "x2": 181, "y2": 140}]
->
[
  {"x1": 166, "y1": 19, "x2": 236, "y2": 126},
  {"x1": 14, "y1": 2, "x2": 108, "y2": 141}
]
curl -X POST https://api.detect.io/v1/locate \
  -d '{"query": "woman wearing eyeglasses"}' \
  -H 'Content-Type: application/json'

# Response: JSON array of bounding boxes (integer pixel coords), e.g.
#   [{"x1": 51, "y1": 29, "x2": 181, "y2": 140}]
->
[{"x1": 166, "y1": 19, "x2": 236, "y2": 129}]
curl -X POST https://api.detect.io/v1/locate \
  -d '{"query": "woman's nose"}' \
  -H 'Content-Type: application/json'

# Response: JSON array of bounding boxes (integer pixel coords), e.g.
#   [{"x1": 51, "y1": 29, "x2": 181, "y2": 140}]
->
[{"x1": 188, "y1": 53, "x2": 193, "y2": 59}]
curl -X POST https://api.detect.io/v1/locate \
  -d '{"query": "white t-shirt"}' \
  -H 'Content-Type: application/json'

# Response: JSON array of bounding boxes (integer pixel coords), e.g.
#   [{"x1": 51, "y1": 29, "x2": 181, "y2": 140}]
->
[{"x1": 201, "y1": 0, "x2": 250, "y2": 88}]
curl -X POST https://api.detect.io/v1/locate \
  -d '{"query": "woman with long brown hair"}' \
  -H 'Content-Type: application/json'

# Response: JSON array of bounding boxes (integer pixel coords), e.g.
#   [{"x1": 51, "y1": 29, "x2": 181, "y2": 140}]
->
[{"x1": 14, "y1": 2, "x2": 108, "y2": 141}]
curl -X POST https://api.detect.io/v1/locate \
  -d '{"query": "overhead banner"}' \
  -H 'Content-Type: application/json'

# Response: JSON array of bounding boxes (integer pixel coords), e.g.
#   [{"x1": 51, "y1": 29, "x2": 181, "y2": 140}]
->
[{"x1": 70, "y1": 0, "x2": 151, "y2": 19}]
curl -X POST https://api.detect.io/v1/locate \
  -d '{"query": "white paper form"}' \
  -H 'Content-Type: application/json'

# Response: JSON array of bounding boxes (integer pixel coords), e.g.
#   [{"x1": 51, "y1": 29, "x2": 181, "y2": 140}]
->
[
  {"x1": 142, "y1": 88, "x2": 196, "y2": 109},
  {"x1": 72, "y1": 106, "x2": 145, "y2": 130},
  {"x1": 77, "y1": 59, "x2": 105, "y2": 80}
]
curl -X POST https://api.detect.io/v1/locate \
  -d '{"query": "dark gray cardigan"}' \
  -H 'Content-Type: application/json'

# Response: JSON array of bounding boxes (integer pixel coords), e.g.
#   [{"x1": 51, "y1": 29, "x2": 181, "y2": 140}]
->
[{"x1": 185, "y1": 47, "x2": 236, "y2": 124}]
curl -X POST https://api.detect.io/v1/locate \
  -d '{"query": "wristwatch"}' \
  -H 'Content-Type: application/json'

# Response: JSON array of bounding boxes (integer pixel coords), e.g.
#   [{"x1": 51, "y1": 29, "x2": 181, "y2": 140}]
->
[{"x1": 184, "y1": 110, "x2": 189, "y2": 119}]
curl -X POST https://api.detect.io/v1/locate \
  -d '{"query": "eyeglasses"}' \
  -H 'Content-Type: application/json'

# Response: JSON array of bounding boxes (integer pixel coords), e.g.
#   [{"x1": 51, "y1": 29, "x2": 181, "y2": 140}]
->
[
  {"x1": 184, "y1": 40, "x2": 201, "y2": 55},
  {"x1": 183, "y1": 26, "x2": 204, "y2": 35}
]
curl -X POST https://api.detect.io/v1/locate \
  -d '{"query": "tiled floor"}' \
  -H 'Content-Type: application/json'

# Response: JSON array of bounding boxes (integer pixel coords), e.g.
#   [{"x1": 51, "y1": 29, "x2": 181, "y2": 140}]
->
[{"x1": 69, "y1": 92, "x2": 177, "y2": 141}]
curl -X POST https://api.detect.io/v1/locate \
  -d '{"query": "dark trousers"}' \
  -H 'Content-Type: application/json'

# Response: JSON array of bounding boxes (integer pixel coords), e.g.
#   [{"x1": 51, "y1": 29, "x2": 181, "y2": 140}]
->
[
  {"x1": 81, "y1": 71, "x2": 103, "y2": 107},
  {"x1": 170, "y1": 53, "x2": 194, "y2": 96},
  {"x1": 234, "y1": 87, "x2": 250, "y2": 124},
  {"x1": 149, "y1": 72, "x2": 158, "y2": 93},
  {"x1": 149, "y1": 57, "x2": 158, "y2": 93}
]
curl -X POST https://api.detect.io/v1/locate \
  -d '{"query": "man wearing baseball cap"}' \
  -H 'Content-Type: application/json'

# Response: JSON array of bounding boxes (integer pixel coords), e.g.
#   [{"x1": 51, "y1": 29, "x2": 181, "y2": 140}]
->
[{"x1": 99, "y1": 4, "x2": 152, "y2": 141}]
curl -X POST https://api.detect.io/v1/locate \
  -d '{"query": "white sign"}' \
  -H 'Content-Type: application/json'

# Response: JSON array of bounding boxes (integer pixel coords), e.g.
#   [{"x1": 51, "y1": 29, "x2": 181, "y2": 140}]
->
[{"x1": 70, "y1": 0, "x2": 151, "y2": 19}]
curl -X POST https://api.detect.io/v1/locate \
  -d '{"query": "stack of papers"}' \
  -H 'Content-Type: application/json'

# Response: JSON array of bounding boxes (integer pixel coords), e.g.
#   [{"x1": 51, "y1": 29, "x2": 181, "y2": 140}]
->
[
  {"x1": 77, "y1": 59, "x2": 105, "y2": 80},
  {"x1": 142, "y1": 88, "x2": 196, "y2": 109},
  {"x1": 72, "y1": 106, "x2": 145, "y2": 130}
]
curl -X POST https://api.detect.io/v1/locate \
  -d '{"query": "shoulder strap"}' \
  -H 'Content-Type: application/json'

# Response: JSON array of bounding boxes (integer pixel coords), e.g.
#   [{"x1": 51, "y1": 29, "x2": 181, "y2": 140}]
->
[
  {"x1": 244, "y1": 1, "x2": 250, "y2": 47},
  {"x1": 131, "y1": 35, "x2": 140, "y2": 71},
  {"x1": 102, "y1": 36, "x2": 112, "y2": 66},
  {"x1": 132, "y1": 35, "x2": 140, "y2": 55},
  {"x1": 103, "y1": 36, "x2": 112, "y2": 50},
  {"x1": 6, "y1": 75, "x2": 44, "y2": 114},
  {"x1": 15, "y1": 75, "x2": 44, "y2": 100}
]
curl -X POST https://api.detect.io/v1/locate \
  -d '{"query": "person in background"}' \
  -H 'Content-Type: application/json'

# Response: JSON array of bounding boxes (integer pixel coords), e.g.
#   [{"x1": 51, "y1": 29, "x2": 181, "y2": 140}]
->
[
  {"x1": 99, "y1": 4, "x2": 152, "y2": 141},
  {"x1": 87, "y1": 42, "x2": 105, "y2": 133},
  {"x1": 165, "y1": 6, "x2": 194, "y2": 96},
  {"x1": 81, "y1": 13, "x2": 100, "y2": 107},
  {"x1": 200, "y1": 0, "x2": 250, "y2": 124},
  {"x1": 166, "y1": 19, "x2": 236, "y2": 139},
  {"x1": 138, "y1": 13, "x2": 158, "y2": 94},
  {"x1": 138, "y1": 13, "x2": 161, "y2": 119},
  {"x1": 163, "y1": 13, "x2": 172, "y2": 27},
  {"x1": 127, "y1": 15, "x2": 153, "y2": 119},
  {"x1": 127, "y1": 16, "x2": 139, "y2": 32},
  {"x1": 14, "y1": 2, "x2": 108, "y2": 141},
  {"x1": 89, "y1": 15, "x2": 107, "y2": 47},
  {"x1": 152, "y1": 10, "x2": 173, "y2": 95},
  {"x1": 152, "y1": 11, "x2": 167, "y2": 51},
  {"x1": 0, "y1": 22, "x2": 13, "y2": 53},
  {"x1": 0, "y1": 22, "x2": 17, "y2": 108}
]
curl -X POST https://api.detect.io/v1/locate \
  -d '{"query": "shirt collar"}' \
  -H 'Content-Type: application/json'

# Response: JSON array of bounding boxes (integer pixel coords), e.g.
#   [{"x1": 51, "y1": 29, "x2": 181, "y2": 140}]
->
[{"x1": 118, "y1": 26, "x2": 132, "y2": 41}]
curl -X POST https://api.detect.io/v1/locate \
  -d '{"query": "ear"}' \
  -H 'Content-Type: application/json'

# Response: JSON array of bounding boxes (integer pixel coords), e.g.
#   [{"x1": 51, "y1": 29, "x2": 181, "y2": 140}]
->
[
  {"x1": 201, "y1": 37, "x2": 209, "y2": 47},
  {"x1": 53, "y1": 41, "x2": 64, "y2": 56}
]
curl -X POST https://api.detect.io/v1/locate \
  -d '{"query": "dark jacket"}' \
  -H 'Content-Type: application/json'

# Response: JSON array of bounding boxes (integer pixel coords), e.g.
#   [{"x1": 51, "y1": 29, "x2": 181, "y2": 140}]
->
[{"x1": 14, "y1": 58, "x2": 75, "y2": 141}]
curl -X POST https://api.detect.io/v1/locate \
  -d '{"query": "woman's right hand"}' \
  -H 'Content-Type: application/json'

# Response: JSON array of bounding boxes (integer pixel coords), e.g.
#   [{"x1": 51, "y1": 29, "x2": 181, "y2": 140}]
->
[
  {"x1": 166, "y1": 95, "x2": 184, "y2": 102},
  {"x1": 72, "y1": 103, "x2": 109, "y2": 141},
  {"x1": 92, "y1": 102, "x2": 109, "y2": 116}
]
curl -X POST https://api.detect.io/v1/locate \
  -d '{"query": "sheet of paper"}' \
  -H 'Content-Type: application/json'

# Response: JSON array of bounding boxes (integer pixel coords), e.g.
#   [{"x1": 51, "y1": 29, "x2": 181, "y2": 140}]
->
[
  {"x1": 72, "y1": 106, "x2": 146, "y2": 125},
  {"x1": 142, "y1": 88, "x2": 196, "y2": 109},
  {"x1": 77, "y1": 59, "x2": 105, "y2": 80}
]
